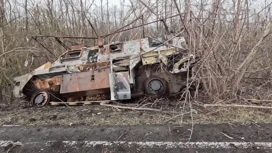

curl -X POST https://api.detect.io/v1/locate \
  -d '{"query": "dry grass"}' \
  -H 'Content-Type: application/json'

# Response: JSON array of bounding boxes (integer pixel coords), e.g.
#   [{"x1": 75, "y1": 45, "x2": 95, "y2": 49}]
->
[
  {"x1": 195, "y1": 108, "x2": 272, "y2": 124},
  {"x1": 1, "y1": 105, "x2": 272, "y2": 126}
]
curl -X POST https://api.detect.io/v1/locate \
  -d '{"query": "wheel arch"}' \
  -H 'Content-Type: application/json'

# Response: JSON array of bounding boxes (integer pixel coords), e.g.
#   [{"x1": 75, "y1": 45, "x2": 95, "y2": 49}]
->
[{"x1": 13, "y1": 73, "x2": 34, "y2": 98}]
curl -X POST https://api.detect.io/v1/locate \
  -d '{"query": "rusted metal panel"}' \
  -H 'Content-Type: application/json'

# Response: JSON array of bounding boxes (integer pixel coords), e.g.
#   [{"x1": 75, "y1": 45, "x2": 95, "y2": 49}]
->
[
  {"x1": 35, "y1": 77, "x2": 62, "y2": 91},
  {"x1": 35, "y1": 62, "x2": 52, "y2": 71},
  {"x1": 60, "y1": 68, "x2": 111, "y2": 94},
  {"x1": 78, "y1": 61, "x2": 110, "y2": 71}
]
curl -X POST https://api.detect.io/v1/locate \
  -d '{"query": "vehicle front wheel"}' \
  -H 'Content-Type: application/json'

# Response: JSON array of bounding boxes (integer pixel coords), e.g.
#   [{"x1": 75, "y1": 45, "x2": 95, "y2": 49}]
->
[
  {"x1": 30, "y1": 91, "x2": 50, "y2": 106},
  {"x1": 144, "y1": 76, "x2": 168, "y2": 95}
]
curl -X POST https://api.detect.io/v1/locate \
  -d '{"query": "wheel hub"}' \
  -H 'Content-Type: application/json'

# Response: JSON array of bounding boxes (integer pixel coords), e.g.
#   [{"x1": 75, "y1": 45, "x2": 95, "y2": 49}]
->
[
  {"x1": 147, "y1": 78, "x2": 165, "y2": 95},
  {"x1": 34, "y1": 94, "x2": 45, "y2": 104},
  {"x1": 32, "y1": 91, "x2": 49, "y2": 106}
]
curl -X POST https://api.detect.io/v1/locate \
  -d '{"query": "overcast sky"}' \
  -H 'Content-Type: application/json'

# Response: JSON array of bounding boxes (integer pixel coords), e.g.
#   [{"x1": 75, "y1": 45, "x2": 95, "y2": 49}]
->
[
  {"x1": 102, "y1": 0, "x2": 270, "y2": 11},
  {"x1": 17, "y1": 0, "x2": 270, "y2": 11},
  {"x1": 11, "y1": 0, "x2": 272, "y2": 19}
]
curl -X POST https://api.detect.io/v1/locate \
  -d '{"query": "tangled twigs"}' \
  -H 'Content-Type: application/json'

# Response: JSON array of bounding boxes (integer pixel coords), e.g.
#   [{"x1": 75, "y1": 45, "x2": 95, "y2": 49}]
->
[{"x1": 233, "y1": 22, "x2": 272, "y2": 90}]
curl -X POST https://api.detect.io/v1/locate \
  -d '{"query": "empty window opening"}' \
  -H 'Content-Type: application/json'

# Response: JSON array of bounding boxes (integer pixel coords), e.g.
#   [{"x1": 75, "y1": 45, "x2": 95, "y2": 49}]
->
[
  {"x1": 67, "y1": 51, "x2": 81, "y2": 58},
  {"x1": 61, "y1": 50, "x2": 81, "y2": 61},
  {"x1": 149, "y1": 37, "x2": 165, "y2": 47},
  {"x1": 110, "y1": 44, "x2": 122, "y2": 52}
]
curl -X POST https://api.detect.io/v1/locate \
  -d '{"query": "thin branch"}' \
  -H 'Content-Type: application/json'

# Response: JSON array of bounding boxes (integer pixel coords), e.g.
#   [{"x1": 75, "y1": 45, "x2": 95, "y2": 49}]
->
[{"x1": 204, "y1": 104, "x2": 272, "y2": 109}]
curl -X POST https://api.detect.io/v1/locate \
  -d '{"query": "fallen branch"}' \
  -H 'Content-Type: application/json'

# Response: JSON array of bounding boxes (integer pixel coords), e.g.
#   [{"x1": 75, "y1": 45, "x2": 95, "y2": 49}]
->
[
  {"x1": 204, "y1": 104, "x2": 272, "y2": 109},
  {"x1": 100, "y1": 103, "x2": 162, "y2": 112},
  {"x1": 221, "y1": 132, "x2": 234, "y2": 140},
  {"x1": 116, "y1": 129, "x2": 130, "y2": 141},
  {"x1": 247, "y1": 99, "x2": 272, "y2": 103}
]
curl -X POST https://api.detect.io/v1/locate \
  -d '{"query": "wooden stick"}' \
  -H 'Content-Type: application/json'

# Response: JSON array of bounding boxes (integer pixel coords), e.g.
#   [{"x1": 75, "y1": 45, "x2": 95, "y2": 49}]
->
[
  {"x1": 100, "y1": 103, "x2": 162, "y2": 112},
  {"x1": 247, "y1": 99, "x2": 272, "y2": 103},
  {"x1": 204, "y1": 104, "x2": 272, "y2": 109}
]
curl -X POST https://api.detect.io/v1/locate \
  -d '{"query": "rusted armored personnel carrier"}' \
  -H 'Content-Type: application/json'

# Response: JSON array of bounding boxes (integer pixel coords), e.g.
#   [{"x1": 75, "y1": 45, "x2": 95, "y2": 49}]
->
[{"x1": 13, "y1": 34, "x2": 196, "y2": 106}]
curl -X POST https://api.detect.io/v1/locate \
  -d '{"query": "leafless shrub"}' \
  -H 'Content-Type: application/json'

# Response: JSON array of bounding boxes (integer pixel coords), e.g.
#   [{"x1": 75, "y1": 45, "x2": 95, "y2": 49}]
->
[{"x1": 0, "y1": 0, "x2": 271, "y2": 110}]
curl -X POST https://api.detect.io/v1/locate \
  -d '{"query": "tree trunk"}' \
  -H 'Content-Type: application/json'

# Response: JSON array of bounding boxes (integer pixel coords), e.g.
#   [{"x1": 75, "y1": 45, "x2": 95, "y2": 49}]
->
[
  {"x1": 25, "y1": 0, "x2": 28, "y2": 31},
  {"x1": 234, "y1": 0, "x2": 241, "y2": 42}
]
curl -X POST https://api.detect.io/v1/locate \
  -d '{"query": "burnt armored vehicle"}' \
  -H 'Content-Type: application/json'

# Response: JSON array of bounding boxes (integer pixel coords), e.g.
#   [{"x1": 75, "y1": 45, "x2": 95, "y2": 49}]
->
[{"x1": 13, "y1": 34, "x2": 196, "y2": 106}]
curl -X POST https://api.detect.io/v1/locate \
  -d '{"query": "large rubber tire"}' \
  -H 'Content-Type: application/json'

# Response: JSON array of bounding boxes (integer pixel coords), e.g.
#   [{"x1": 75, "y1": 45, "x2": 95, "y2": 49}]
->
[
  {"x1": 30, "y1": 91, "x2": 50, "y2": 106},
  {"x1": 144, "y1": 76, "x2": 168, "y2": 95}
]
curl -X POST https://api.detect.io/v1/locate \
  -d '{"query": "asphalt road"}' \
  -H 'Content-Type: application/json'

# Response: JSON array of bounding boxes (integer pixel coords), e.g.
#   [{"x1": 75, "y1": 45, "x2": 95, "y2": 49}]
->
[{"x1": 1, "y1": 124, "x2": 272, "y2": 153}]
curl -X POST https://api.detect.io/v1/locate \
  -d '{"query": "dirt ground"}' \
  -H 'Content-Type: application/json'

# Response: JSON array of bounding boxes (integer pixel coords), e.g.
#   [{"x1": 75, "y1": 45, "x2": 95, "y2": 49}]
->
[
  {"x1": 1, "y1": 101, "x2": 272, "y2": 152},
  {"x1": 1, "y1": 101, "x2": 272, "y2": 126}
]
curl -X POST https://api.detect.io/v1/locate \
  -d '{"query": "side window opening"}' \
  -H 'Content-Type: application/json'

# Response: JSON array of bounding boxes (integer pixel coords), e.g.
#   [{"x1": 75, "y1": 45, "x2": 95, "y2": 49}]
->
[
  {"x1": 110, "y1": 43, "x2": 122, "y2": 52},
  {"x1": 67, "y1": 51, "x2": 81, "y2": 58},
  {"x1": 148, "y1": 37, "x2": 165, "y2": 47},
  {"x1": 60, "y1": 50, "x2": 81, "y2": 61}
]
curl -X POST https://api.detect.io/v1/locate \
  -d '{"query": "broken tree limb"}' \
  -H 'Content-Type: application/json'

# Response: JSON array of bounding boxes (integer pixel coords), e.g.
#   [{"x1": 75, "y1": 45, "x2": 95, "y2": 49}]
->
[
  {"x1": 234, "y1": 22, "x2": 272, "y2": 89},
  {"x1": 247, "y1": 99, "x2": 272, "y2": 104},
  {"x1": 100, "y1": 103, "x2": 162, "y2": 112},
  {"x1": 204, "y1": 104, "x2": 272, "y2": 109}
]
